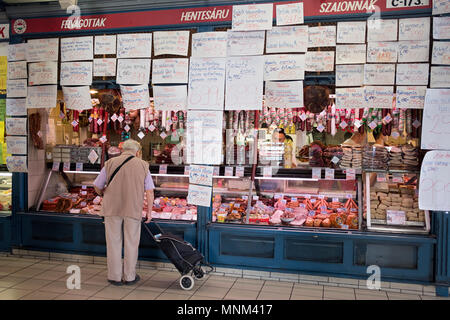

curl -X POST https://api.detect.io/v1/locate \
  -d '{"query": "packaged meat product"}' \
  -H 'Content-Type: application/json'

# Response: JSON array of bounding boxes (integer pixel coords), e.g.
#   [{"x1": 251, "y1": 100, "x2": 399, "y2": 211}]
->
[
  {"x1": 305, "y1": 217, "x2": 314, "y2": 227},
  {"x1": 313, "y1": 219, "x2": 323, "y2": 227},
  {"x1": 321, "y1": 218, "x2": 331, "y2": 228}
]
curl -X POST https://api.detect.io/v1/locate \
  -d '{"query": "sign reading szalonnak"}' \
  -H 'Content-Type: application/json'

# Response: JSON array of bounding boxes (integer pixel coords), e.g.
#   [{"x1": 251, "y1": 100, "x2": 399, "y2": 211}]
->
[{"x1": 11, "y1": 0, "x2": 431, "y2": 35}]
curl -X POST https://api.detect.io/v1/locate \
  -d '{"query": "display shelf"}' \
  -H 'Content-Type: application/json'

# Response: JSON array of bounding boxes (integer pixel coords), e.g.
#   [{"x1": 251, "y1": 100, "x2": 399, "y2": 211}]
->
[{"x1": 371, "y1": 219, "x2": 426, "y2": 227}]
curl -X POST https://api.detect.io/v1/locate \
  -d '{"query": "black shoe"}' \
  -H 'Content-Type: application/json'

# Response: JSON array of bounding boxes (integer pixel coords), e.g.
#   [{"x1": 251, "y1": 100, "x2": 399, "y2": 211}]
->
[
  {"x1": 124, "y1": 274, "x2": 140, "y2": 285},
  {"x1": 108, "y1": 279, "x2": 123, "y2": 286}
]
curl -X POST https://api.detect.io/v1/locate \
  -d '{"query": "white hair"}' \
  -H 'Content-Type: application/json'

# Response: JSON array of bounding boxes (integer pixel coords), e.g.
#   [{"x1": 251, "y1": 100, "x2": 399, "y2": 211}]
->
[{"x1": 122, "y1": 139, "x2": 142, "y2": 153}]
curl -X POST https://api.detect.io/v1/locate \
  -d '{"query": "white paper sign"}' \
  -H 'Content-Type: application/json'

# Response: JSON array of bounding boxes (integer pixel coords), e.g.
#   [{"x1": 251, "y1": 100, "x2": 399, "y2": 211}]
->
[
  {"x1": 433, "y1": 0, "x2": 450, "y2": 15},
  {"x1": 419, "y1": 151, "x2": 450, "y2": 211},
  {"x1": 6, "y1": 99, "x2": 26, "y2": 116},
  {"x1": 7, "y1": 43, "x2": 26, "y2": 62},
  {"x1": 227, "y1": 30, "x2": 265, "y2": 56},
  {"x1": 120, "y1": 84, "x2": 150, "y2": 110},
  {"x1": 60, "y1": 36, "x2": 93, "y2": 61},
  {"x1": 6, "y1": 117, "x2": 27, "y2": 135},
  {"x1": 396, "y1": 86, "x2": 427, "y2": 109},
  {"x1": 117, "y1": 33, "x2": 152, "y2": 58},
  {"x1": 432, "y1": 42, "x2": 450, "y2": 65},
  {"x1": 364, "y1": 86, "x2": 394, "y2": 109},
  {"x1": 28, "y1": 61, "x2": 58, "y2": 85},
  {"x1": 433, "y1": 17, "x2": 450, "y2": 40},
  {"x1": 189, "y1": 165, "x2": 214, "y2": 186},
  {"x1": 232, "y1": 3, "x2": 273, "y2": 31},
  {"x1": 187, "y1": 57, "x2": 226, "y2": 110},
  {"x1": 337, "y1": 21, "x2": 366, "y2": 44},
  {"x1": 398, "y1": 41, "x2": 429, "y2": 63},
  {"x1": 367, "y1": 42, "x2": 398, "y2": 63},
  {"x1": 276, "y1": 2, "x2": 304, "y2": 26},
  {"x1": 367, "y1": 19, "x2": 398, "y2": 42},
  {"x1": 265, "y1": 80, "x2": 303, "y2": 108},
  {"x1": 7, "y1": 79, "x2": 27, "y2": 98},
  {"x1": 336, "y1": 45, "x2": 366, "y2": 64},
  {"x1": 264, "y1": 54, "x2": 305, "y2": 81},
  {"x1": 386, "y1": 210, "x2": 406, "y2": 225},
  {"x1": 399, "y1": 17, "x2": 430, "y2": 41},
  {"x1": 94, "y1": 35, "x2": 116, "y2": 55},
  {"x1": 430, "y1": 66, "x2": 450, "y2": 88},
  {"x1": 421, "y1": 89, "x2": 450, "y2": 150},
  {"x1": 153, "y1": 85, "x2": 187, "y2": 111},
  {"x1": 396, "y1": 63, "x2": 429, "y2": 85},
  {"x1": 226, "y1": 56, "x2": 264, "y2": 110},
  {"x1": 187, "y1": 184, "x2": 212, "y2": 207},
  {"x1": 308, "y1": 26, "x2": 336, "y2": 47},
  {"x1": 191, "y1": 32, "x2": 227, "y2": 58},
  {"x1": 6, "y1": 156, "x2": 27, "y2": 173},
  {"x1": 116, "y1": 59, "x2": 151, "y2": 84},
  {"x1": 60, "y1": 62, "x2": 93, "y2": 85},
  {"x1": 93, "y1": 58, "x2": 116, "y2": 77},
  {"x1": 26, "y1": 85, "x2": 57, "y2": 109},
  {"x1": 152, "y1": 58, "x2": 189, "y2": 84},
  {"x1": 305, "y1": 51, "x2": 334, "y2": 72},
  {"x1": 186, "y1": 110, "x2": 223, "y2": 165},
  {"x1": 266, "y1": 26, "x2": 308, "y2": 53},
  {"x1": 336, "y1": 87, "x2": 364, "y2": 109},
  {"x1": 62, "y1": 86, "x2": 92, "y2": 111},
  {"x1": 153, "y1": 30, "x2": 190, "y2": 56},
  {"x1": 7, "y1": 61, "x2": 27, "y2": 80},
  {"x1": 26, "y1": 38, "x2": 59, "y2": 62},
  {"x1": 364, "y1": 64, "x2": 396, "y2": 85},
  {"x1": 6, "y1": 136, "x2": 27, "y2": 155},
  {"x1": 335, "y1": 64, "x2": 364, "y2": 86}
]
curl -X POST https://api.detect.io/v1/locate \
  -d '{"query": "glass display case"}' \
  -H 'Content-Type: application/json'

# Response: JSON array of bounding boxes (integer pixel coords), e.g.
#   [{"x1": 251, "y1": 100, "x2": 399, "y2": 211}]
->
[{"x1": 0, "y1": 171, "x2": 12, "y2": 217}]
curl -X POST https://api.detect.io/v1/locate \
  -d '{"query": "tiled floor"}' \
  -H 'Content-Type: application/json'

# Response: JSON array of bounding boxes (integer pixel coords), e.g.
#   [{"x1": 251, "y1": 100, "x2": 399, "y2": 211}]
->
[{"x1": 0, "y1": 256, "x2": 448, "y2": 300}]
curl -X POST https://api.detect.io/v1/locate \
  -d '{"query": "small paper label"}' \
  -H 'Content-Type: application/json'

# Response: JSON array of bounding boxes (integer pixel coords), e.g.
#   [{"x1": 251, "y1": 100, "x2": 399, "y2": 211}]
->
[
  {"x1": 325, "y1": 168, "x2": 335, "y2": 180},
  {"x1": 59, "y1": 111, "x2": 65, "y2": 119},
  {"x1": 317, "y1": 124, "x2": 325, "y2": 132},
  {"x1": 391, "y1": 131, "x2": 400, "y2": 138},
  {"x1": 305, "y1": 194, "x2": 311, "y2": 199},
  {"x1": 346, "y1": 168, "x2": 356, "y2": 180},
  {"x1": 300, "y1": 203, "x2": 306, "y2": 208},
  {"x1": 184, "y1": 166, "x2": 190, "y2": 175},
  {"x1": 387, "y1": 210, "x2": 406, "y2": 225},
  {"x1": 99, "y1": 135, "x2": 107, "y2": 144},
  {"x1": 37, "y1": 131, "x2": 43, "y2": 138},
  {"x1": 340, "y1": 121, "x2": 348, "y2": 129},
  {"x1": 213, "y1": 167, "x2": 220, "y2": 176},
  {"x1": 149, "y1": 124, "x2": 156, "y2": 132},
  {"x1": 97, "y1": 119, "x2": 103, "y2": 126},
  {"x1": 52, "y1": 162, "x2": 60, "y2": 171},
  {"x1": 71, "y1": 120, "x2": 78, "y2": 127},
  {"x1": 225, "y1": 166, "x2": 234, "y2": 176},
  {"x1": 353, "y1": 119, "x2": 362, "y2": 128},
  {"x1": 383, "y1": 115, "x2": 392, "y2": 124},
  {"x1": 80, "y1": 202, "x2": 87, "y2": 207},
  {"x1": 167, "y1": 119, "x2": 173, "y2": 126},
  {"x1": 263, "y1": 166, "x2": 272, "y2": 177},
  {"x1": 88, "y1": 150, "x2": 99, "y2": 164},
  {"x1": 333, "y1": 197, "x2": 339, "y2": 203},
  {"x1": 300, "y1": 113, "x2": 307, "y2": 121},
  {"x1": 253, "y1": 196, "x2": 259, "y2": 201},
  {"x1": 88, "y1": 117, "x2": 93, "y2": 123},
  {"x1": 346, "y1": 194, "x2": 353, "y2": 199},
  {"x1": 236, "y1": 166, "x2": 244, "y2": 177},
  {"x1": 331, "y1": 156, "x2": 340, "y2": 164},
  {"x1": 111, "y1": 114, "x2": 118, "y2": 122},
  {"x1": 234, "y1": 203, "x2": 240, "y2": 208},
  {"x1": 93, "y1": 196, "x2": 101, "y2": 204},
  {"x1": 412, "y1": 120, "x2": 421, "y2": 128},
  {"x1": 309, "y1": 210, "x2": 315, "y2": 216},
  {"x1": 159, "y1": 164, "x2": 168, "y2": 174},
  {"x1": 377, "y1": 173, "x2": 387, "y2": 182},
  {"x1": 291, "y1": 197, "x2": 297, "y2": 202},
  {"x1": 137, "y1": 131, "x2": 145, "y2": 140},
  {"x1": 310, "y1": 198, "x2": 316, "y2": 203},
  {"x1": 82, "y1": 185, "x2": 87, "y2": 190},
  {"x1": 312, "y1": 167, "x2": 321, "y2": 179},
  {"x1": 274, "y1": 194, "x2": 282, "y2": 199},
  {"x1": 392, "y1": 173, "x2": 403, "y2": 183},
  {"x1": 124, "y1": 124, "x2": 130, "y2": 132},
  {"x1": 63, "y1": 162, "x2": 70, "y2": 171},
  {"x1": 160, "y1": 132, "x2": 167, "y2": 139},
  {"x1": 76, "y1": 163, "x2": 83, "y2": 171},
  {"x1": 81, "y1": 191, "x2": 87, "y2": 196},
  {"x1": 117, "y1": 115, "x2": 124, "y2": 123},
  {"x1": 242, "y1": 195, "x2": 248, "y2": 200},
  {"x1": 368, "y1": 121, "x2": 377, "y2": 130},
  {"x1": 318, "y1": 195, "x2": 325, "y2": 199}
]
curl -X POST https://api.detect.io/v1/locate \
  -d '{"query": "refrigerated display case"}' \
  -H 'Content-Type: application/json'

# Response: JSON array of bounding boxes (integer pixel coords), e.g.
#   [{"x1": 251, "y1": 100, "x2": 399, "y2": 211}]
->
[{"x1": 0, "y1": 170, "x2": 12, "y2": 251}]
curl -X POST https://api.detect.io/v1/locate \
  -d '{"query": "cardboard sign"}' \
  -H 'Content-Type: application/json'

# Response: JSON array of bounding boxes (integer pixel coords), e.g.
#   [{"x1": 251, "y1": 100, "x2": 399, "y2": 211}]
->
[
  {"x1": 26, "y1": 38, "x2": 59, "y2": 62},
  {"x1": 62, "y1": 86, "x2": 92, "y2": 111},
  {"x1": 398, "y1": 41, "x2": 429, "y2": 63},
  {"x1": 191, "y1": 32, "x2": 227, "y2": 58},
  {"x1": 187, "y1": 184, "x2": 212, "y2": 207},
  {"x1": 153, "y1": 85, "x2": 187, "y2": 111},
  {"x1": 232, "y1": 3, "x2": 273, "y2": 31},
  {"x1": 116, "y1": 59, "x2": 151, "y2": 84},
  {"x1": 364, "y1": 64, "x2": 396, "y2": 85},
  {"x1": 266, "y1": 26, "x2": 308, "y2": 53},
  {"x1": 364, "y1": 86, "x2": 394, "y2": 109},
  {"x1": 117, "y1": 33, "x2": 152, "y2": 58},
  {"x1": 335, "y1": 64, "x2": 364, "y2": 86},
  {"x1": 419, "y1": 151, "x2": 450, "y2": 211},
  {"x1": 189, "y1": 165, "x2": 214, "y2": 186},
  {"x1": 60, "y1": 61, "x2": 93, "y2": 86},
  {"x1": 265, "y1": 80, "x2": 303, "y2": 108},
  {"x1": 432, "y1": 41, "x2": 450, "y2": 65},
  {"x1": 433, "y1": 0, "x2": 450, "y2": 15},
  {"x1": 225, "y1": 56, "x2": 264, "y2": 110},
  {"x1": 305, "y1": 51, "x2": 334, "y2": 72},
  {"x1": 6, "y1": 136, "x2": 27, "y2": 155},
  {"x1": 60, "y1": 36, "x2": 94, "y2": 61},
  {"x1": 395, "y1": 86, "x2": 427, "y2": 109},
  {"x1": 264, "y1": 54, "x2": 305, "y2": 81},
  {"x1": 421, "y1": 89, "x2": 450, "y2": 150},
  {"x1": 93, "y1": 58, "x2": 116, "y2": 77},
  {"x1": 94, "y1": 35, "x2": 116, "y2": 55},
  {"x1": 188, "y1": 57, "x2": 226, "y2": 110},
  {"x1": 276, "y1": 2, "x2": 304, "y2": 26},
  {"x1": 336, "y1": 87, "x2": 364, "y2": 109},
  {"x1": 5, "y1": 117, "x2": 27, "y2": 135},
  {"x1": 153, "y1": 30, "x2": 190, "y2": 56},
  {"x1": 7, "y1": 43, "x2": 26, "y2": 62},
  {"x1": 367, "y1": 19, "x2": 398, "y2": 42},
  {"x1": 120, "y1": 84, "x2": 150, "y2": 110},
  {"x1": 430, "y1": 66, "x2": 450, "y2": 88},
  {"x1": 26, "y1": 85, "x2": 57, "y2": 109},
  {"x1": 6, "y1": 99, "x2": 26, "y2": 116},
  {"x1": 6, "y1": 156, "x2": 27, "y2": 173},
  {"x1": 152, "y1": 58, "x2": 189, "y2": 84},
  {"x1": 336, "y1": 21, "x2": 366, "y2": 43},
  {"x1": 28, "y1": 61, "x2": 58, "y2": 85},
  {"x1": 398, "y1": 17, "x2": 430, "y2": 41},
  {"x1": 396, "y1": 63, "x2": 429, "y2": 85},
  {"x1": 386, "y1": 210, "x2": 406, "y2": 225},
  {"x1": 366, "y1": 42, "x2": 398, "y2": 63},
  {"x1": 7, "y1": 61, "x2": 27, "y2": 80},
  {"x1": 308, "y1": 26, "x2": 336, "y2": 47},
  {"x1": 226, "y1": 30, "x2": 265, "y2": 56},
  {"x1": 6, "y1": 79, "x2": 27, "y2": 98},
  {"x1": 336, "y1": 44, "x2": 366, "y2": 64},
  {"x1": 433, "y1": 16, "x2": 450, "y2": 40}
]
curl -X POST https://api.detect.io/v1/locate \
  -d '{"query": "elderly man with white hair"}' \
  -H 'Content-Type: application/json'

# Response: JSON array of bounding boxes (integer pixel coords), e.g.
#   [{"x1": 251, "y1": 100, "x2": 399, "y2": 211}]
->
[{"x1": 94, "y1": 139, "x2": 154, "y2": 286}]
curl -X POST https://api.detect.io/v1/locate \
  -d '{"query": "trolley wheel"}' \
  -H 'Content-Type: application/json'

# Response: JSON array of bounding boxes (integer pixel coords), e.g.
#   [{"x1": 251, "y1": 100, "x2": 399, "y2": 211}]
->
[
  {"x1": 179, "y1": 275, "x2": 194, "y2": 291},
  {"x1": 193, "y1": 267, "x2": 205, "y2": 280}
]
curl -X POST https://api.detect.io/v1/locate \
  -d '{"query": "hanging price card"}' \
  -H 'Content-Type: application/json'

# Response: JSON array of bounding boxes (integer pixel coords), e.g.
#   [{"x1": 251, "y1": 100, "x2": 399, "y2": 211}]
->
[
  {"x1": 346, "y1": 168, "x2": 356, "y2": 180},
  {"x1": 263, "y1": 166, "x2": 272, "y2": 177},
  {"x1": 225, "y1": 166, "x2": 233, "y2": 176},
  {"x1": 325, "y1": 168, "x2": 335, "y2": 180},
  {"x1": 159, "y1": 164, "x2": 168, "y2": 174},
  {"x1": 236, "y1": 166, "x2": 244, "y2": 177},
  {"x1": 63, "y1": 162, "x2": 70, "y2": 171},
  {"x1": 76, "y1": 163, "x2": 83, "y2": 171},
  {"x1": 312, "y1": 168, "x2": 321, "y2": 179},
  {"x1": 52, "y1": 162, "x2": 60, "y2": 171},
  {"x1": 213, "y1": 166, "x2": 220, "y2": 176}
]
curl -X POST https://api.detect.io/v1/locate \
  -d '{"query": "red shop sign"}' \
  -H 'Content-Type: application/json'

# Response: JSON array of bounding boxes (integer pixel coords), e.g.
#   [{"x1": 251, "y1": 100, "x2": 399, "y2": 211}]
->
[{"x1": 11, "y1": 0, "x2": 431, "y2": 35}]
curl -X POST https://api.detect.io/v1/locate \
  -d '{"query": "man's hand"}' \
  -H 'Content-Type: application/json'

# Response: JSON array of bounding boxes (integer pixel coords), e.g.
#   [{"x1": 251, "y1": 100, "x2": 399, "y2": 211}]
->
[{"x1": 144, "y1": 211, "x2": 152, "y2": 223}]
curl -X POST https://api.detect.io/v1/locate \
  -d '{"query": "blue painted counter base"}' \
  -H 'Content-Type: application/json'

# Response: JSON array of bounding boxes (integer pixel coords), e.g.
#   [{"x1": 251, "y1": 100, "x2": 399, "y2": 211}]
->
[{"x1": 0, "y1": 214, "x2": 11, "y2": 252}]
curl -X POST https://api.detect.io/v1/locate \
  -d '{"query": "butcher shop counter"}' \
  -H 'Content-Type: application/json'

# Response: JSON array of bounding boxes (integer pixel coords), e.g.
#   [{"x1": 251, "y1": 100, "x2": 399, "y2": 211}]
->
[{"x1": 0, "y1": 171, "x2": 12, "y2": 252}]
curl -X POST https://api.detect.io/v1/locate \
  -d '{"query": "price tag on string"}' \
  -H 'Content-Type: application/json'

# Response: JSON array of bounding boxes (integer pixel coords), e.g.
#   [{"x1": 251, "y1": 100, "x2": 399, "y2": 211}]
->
[
  {"x1": 97, "y1": 119, "x2": 103, "y2": 126},
  {"x1": 99, "y1": 135, "x2": 107, "y2": 144},
  {"x1": 300, "y1": 113, "x2": 307, "y2": 121},
  {"x1": 76, "y1": 163, "x2": 83, "y2": 172},
  {"x1": 377, "y1": 173, "x2": 387, "y2": 182},
  {"x1": 368, "y1": 121, "x2": 377, "y2": 130},
  {"x1": 412, "y1": 120, "x2": 421, "y2": 128},
  {"x1": 346, "y1": 168, "x2": 356, "y2": 180},
  {"x1": 383, "y1": 114, "x2": 392, "y2": 124},
  {"x1": 331, "y1": 156, "x2": 340, "y2": 165},
  {"x1": 71, "y1": 120, "x2": 78, "y2": 127},
  {"x1": 325, "y1": 168, "x2": 335, "y2": 180},
  {"x1": 137, "y1": 131, "x2": 145, "y2": 140},
  {"x1": 111, "y1": 114, "x2": 118, "y2": 122},
  {"x1": 88, "y1": 150, "x2": 99, "y2": 164},
  {"x1": 354, "y1": 119, "x2": 362, "y2": 128},
  {"x1": 317, "y1": 124, "x2": 325, "y2": 132},
  {"x1": 37, "y1": 131, "x2": 43, "y2": 138},
  {"x1": 148, "y1": 124, "x2": 156, "y2": 132},
  {"x1": 159, "y1": 164, "x2": 168, "y2": 174},
  {"x1": 225, "y1": 166, "x2": 233, "y2": 177},
  {"x1": 52, "y1": 162, "x2": 60, "y2": 171},
  {"x1": 263, "y1": 166, "x2": 272, "y2": 177},
  {"x1": 124, "y1": 124, "x2": 130, "y2": 132},
  {"x1": 160, "y1": 132, "x2": 167, "y2": 139},
  {"x1": 340, "y1": 121, "x2": 348, "y2": 129},
  {"x1": 63, "y1": 162, "x2": 70, "y2": 172},
  {"x1": 117, "y1": 115, "x2": 124, "y2": 123},
  {"x1": 312, "y1": 168, "x2": 321, "y2": 179}
]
